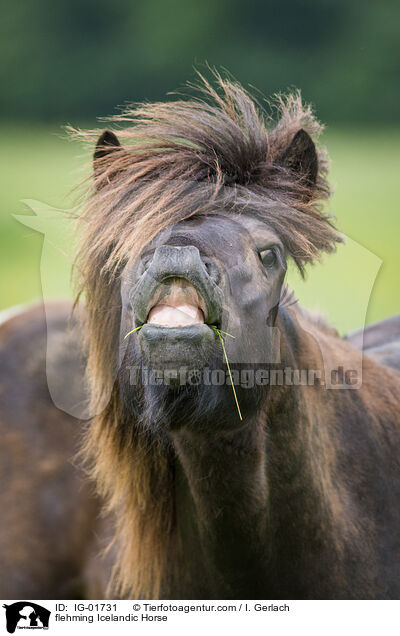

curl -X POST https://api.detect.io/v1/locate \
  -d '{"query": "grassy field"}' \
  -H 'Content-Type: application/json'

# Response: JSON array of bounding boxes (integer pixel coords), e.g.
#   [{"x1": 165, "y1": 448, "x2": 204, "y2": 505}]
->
[{"x1": 0, "y1": 124, "x2": 399, "y2": 334}]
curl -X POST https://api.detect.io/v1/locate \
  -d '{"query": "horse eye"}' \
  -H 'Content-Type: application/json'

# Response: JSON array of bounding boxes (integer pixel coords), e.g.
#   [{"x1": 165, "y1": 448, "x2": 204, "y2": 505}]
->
[{"x1": 259, "y1": 249, "x2": 277, "y2": 268}]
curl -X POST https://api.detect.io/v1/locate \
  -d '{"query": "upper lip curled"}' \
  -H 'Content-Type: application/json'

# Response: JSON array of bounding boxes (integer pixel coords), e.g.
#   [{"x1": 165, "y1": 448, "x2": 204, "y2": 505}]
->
[
  {"x1": 145, "y1": 278, "x2": 207, "y2": 324},
  {"x1": 130, "y1": 246, "x2": 223, "y2": 327}
]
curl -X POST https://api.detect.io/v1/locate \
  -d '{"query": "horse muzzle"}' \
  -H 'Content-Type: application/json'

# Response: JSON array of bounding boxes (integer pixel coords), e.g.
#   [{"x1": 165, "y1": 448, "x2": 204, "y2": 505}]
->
[{"x1": 128, "y1": 245, "x2": 223, "y2": 377}]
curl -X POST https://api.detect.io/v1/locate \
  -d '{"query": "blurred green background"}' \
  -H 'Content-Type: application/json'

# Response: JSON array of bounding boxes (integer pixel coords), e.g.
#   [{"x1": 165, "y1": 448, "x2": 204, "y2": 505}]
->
[{"x1": 1, "y1": 0, "x2": 399, "y2": 333}]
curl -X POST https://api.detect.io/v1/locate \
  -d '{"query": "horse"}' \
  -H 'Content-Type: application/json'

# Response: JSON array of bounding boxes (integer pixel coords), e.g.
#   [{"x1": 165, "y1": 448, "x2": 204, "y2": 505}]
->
[{"x1": 0, "y1": 74, "x2": 399, "y2": 599}]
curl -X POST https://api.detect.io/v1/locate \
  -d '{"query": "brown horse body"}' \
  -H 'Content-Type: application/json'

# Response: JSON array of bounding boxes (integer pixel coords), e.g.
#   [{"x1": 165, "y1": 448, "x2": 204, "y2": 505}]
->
[
  {"x1": 1, "y1": 76, "x2": 400, "y2": 599},
  {"x1": 0, "y1": 303, "x2": 98, "y2": 598},
  {"x1": 1, "y1": 301, "x2": 399, "y2": 599}
]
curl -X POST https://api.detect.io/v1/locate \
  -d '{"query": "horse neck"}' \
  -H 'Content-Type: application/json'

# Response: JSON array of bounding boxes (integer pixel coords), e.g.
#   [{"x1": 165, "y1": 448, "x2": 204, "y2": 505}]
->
[
  {"x1": 169, "y1": 307, "x2": 340, "y2": 598},
  {"x1": 171, "y1": 415, "x2": 269, "y2": 597}
]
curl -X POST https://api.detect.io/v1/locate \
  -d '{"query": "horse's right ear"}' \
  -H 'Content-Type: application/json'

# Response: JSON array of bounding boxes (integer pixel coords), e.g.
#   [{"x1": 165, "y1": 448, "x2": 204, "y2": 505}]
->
[
  {"x1": 94, "y1": 130, "x2": 121, "y2": 161},
  {"x1": 93, "y1": 130, "x2": 123, "y2": 188}
]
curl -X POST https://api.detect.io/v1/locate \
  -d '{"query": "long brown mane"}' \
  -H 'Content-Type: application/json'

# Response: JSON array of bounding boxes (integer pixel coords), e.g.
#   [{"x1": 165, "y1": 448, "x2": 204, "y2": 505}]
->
[{"x1": 72, "y1": 73, "x2": 341, "y2": 598}]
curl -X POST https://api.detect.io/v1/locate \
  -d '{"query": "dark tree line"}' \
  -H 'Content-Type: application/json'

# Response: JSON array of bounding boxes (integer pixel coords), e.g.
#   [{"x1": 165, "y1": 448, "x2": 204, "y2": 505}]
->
[{"x1": 0, "y1": 0, "x2": 398, "y2": 123}]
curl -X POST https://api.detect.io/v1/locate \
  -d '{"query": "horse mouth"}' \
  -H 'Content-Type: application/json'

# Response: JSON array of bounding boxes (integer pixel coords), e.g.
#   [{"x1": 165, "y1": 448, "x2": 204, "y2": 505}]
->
[
  {"x1": 133, "y1": 278, "x2": 218, "y2": 377},
  {"x1": 145, "y1": 278, "x2": 207, "y2": 328}
]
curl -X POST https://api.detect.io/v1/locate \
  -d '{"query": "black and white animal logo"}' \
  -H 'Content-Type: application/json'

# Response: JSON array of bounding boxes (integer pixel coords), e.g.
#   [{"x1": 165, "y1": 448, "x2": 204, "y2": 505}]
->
[{"x1": 3, "y1": 602, "x2": 50, "y2": 633}]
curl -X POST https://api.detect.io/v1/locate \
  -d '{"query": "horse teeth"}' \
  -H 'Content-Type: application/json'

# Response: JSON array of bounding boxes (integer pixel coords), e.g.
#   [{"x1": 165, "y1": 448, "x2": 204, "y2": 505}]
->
[{"x1": 147, "y1": 303, "x2": 204, "y2": 327}]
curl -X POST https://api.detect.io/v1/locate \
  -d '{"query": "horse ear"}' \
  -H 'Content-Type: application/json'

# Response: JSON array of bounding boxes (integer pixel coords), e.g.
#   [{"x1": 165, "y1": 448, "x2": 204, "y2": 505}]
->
[
  {"x1": 93, "y1": 130, "x2": 123, "y2": 188},
  {"x1": 276, "y1": 129, "x2": 318, "y2": 189},
  {"x1": 94, "y1": 130, "x2": 121, "y2": 162}
]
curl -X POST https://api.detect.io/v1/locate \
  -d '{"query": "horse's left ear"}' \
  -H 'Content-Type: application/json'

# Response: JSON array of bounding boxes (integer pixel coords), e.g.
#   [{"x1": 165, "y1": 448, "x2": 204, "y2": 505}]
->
[{"x1": 277, "y1": 129, "x2": 318, "y2": 189}]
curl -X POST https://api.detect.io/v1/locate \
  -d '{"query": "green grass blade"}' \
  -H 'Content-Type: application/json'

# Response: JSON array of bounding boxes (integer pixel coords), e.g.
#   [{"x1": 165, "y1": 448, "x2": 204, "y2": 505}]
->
[
  {"x1": 212, "y1": 327, "x2": 243, "y2": 421},
  {"x1": 124, "y1": 325, "x2": 142, "y2": 339}
]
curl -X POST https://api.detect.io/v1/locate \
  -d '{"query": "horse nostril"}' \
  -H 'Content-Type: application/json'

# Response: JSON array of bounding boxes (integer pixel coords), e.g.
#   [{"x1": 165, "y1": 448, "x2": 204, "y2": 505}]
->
[
  {"x1": 141, "y1": 254, "x2": 153, "y2": 271},
  {"x1": 202, "y1": 257, "x2": 219, "y2": 282}
]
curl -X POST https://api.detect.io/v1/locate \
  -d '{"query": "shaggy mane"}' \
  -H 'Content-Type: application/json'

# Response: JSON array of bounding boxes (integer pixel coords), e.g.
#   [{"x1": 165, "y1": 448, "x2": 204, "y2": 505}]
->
[{"x1": 72, "y1": 72, "x2": 341, "y2": 598}]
